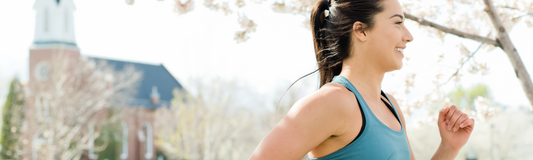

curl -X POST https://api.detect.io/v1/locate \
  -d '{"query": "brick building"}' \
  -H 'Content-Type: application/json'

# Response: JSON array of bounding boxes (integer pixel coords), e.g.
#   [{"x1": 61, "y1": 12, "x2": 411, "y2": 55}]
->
[{"x1": 23, "y1": 0, "x2": 183, "y2": 159}]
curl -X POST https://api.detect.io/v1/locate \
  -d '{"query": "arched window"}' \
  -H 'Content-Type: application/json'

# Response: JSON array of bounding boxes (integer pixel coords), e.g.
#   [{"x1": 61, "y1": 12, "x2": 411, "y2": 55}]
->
[
  {"x1": 34, "y1": 94, "x2": 50, "y2": 123},
  {"x1": 88, "y1": 122, "x2": 98, "y2": 159},
  {"x1": 143, "y1": 123, "x2": 153, "y2": 159},
  {"x1": 34, "y1": 94, "x2": 41, "y2": 120},
  {"x1": 120, "y1": 121, "x2": 129, "y2": 160},
  {"x1": 32, "y1": 132, "x2": 46, "y2": 160},
  {"x1": 42, "y1": 95, "x2": 50, "y2": 122}
]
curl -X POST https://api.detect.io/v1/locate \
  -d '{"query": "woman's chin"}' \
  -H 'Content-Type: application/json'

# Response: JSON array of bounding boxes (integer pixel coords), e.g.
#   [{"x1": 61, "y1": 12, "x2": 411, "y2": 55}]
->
[
  {"x1": 392, "y1": 55, "x2": 404, "y2": 70},
  {"x1": 390, "y1": 62, "x2": 403, "y2": 71},
  {"x1": 382, "y1": 59, "x2": 403, "y2": 72}
]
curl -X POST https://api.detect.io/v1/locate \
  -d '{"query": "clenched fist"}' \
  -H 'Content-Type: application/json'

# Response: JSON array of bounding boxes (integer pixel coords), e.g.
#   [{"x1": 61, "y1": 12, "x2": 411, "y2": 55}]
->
[{"x1": 438, "y1": 105, "x2": 475, "y2": 151}]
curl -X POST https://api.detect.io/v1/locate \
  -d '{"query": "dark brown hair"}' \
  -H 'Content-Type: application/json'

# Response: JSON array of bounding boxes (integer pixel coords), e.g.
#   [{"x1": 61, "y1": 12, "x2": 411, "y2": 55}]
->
[{"x1": 312, "y1": 0, "x2": 384, "y2": 87}]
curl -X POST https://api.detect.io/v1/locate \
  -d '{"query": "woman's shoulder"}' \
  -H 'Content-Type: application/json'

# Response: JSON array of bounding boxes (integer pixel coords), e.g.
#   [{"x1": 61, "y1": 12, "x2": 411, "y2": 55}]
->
[
  {"x1": 317, "y1": 82, "x2": 355, "y2": 102},
  {"x1": 290, "y1": 82, "x2": 357, "y2": 118}
]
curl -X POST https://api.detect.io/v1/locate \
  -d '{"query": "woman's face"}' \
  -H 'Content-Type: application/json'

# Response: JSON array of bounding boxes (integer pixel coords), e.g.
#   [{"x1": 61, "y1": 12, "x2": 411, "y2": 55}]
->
[{"x1": 362, "y1": 0, "x2": 413, "y2": 72}]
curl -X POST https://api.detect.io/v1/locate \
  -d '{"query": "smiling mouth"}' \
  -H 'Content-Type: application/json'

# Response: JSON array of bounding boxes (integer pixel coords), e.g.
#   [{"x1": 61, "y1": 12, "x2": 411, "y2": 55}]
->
[
  {"x1": 395, "y1": 48, "x2": 404, "y2": 57},
  {"x1": 395, "y1": 48, "x2": 404, "y2": 53}
]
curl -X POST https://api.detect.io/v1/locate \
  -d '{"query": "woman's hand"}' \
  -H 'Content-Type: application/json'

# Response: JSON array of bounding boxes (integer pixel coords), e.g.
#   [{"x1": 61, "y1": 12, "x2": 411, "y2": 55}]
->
[{"x1": 437, "y1": 105, "x2": 475, "y2": 152}]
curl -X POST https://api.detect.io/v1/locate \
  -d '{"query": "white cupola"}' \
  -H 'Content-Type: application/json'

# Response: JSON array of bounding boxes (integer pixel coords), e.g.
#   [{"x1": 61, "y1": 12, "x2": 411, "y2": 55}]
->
[{"x1": 32, "y1": 0, "x2": 77, "y2": 48}]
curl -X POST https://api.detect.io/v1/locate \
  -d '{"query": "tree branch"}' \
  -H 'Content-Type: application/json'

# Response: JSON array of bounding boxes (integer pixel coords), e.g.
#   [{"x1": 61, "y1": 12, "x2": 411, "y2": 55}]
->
[
  {"x1": 404, "y1": 12, "x2": 499, "y2": 47},
  {"x1": 496, "y1": 6, "x2": 533, "y2": 16},
  {"x1": 440, "y1": 42, "x2": 485, "y2": 87}
]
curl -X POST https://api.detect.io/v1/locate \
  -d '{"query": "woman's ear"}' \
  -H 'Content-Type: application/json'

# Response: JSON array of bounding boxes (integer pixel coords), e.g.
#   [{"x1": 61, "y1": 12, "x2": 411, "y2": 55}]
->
[{"x1": 352, "y1": 21, "x2": 367, "y2": 42}]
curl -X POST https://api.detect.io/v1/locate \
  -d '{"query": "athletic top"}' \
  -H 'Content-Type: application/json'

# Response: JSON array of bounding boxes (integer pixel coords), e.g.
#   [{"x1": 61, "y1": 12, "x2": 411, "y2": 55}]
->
[{"x1": 309, "y1": 75, "x2": 411, "y2": 160}]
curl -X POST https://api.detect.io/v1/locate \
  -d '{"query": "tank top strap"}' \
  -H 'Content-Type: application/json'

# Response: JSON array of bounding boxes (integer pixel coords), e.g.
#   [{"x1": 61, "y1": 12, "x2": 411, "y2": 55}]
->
[
  {"x1": 380, "y1": 90, "x2": 403, "y2": 127},
  {"x1": 309, "y1": 75, "x2": 411, "y2": 160},
  {"x1": 332, "y1": 75, "x2": 404, "y2": 129},
  {"x1": 331, "y1": 75, "x2": 372, "y2": 115}
]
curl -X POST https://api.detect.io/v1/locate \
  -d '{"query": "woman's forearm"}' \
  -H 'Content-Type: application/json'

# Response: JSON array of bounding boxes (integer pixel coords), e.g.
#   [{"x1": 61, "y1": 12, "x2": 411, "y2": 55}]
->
[{"x1": 431, "y1": 142, "x2": 459, "y2": 160}]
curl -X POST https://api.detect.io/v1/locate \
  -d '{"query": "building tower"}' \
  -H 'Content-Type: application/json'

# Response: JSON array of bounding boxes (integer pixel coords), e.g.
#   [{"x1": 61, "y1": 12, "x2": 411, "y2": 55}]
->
[
  {"x1": 25, "y1": 0, "x2": 81, "y2": 159},
  {"x1": 29, "y1": 0, "x2": 80, "y2": 85}
]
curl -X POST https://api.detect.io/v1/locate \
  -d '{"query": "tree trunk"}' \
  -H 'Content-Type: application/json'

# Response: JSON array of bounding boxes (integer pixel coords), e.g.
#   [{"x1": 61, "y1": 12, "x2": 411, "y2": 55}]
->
[{"x1": 483, "y1": 0, "x2": 533, "y2": 110}]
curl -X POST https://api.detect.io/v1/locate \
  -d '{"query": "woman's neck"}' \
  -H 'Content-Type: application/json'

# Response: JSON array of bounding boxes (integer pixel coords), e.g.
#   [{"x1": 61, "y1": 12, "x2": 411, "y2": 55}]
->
[{"x1": 339, "y1": 60, "x2": 385, "y2": 102}]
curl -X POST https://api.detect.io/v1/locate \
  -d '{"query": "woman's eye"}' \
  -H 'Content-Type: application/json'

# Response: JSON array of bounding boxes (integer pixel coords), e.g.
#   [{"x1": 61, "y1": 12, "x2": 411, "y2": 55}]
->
[{"x1": 395, "y1": 21, "x2": 403, "y2": 25}]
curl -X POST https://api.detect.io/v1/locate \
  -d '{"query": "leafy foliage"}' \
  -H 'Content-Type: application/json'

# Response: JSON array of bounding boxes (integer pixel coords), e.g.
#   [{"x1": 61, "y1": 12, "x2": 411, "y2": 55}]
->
[
  {"x1": 94, "y1": 121, "x2": 122, "y2": 160},
  {"x1": 448, "y1": 84, "x2": 490, "y2": 110},
  {"x1": 0, "y1": 78, "x2": 24, "y2": 160}
]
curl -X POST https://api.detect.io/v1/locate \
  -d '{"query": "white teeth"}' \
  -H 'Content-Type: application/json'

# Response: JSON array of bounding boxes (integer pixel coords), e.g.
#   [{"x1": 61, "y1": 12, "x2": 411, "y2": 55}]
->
[{"x1": 395, "y1": 48, "x2": 404, "y2": 52}]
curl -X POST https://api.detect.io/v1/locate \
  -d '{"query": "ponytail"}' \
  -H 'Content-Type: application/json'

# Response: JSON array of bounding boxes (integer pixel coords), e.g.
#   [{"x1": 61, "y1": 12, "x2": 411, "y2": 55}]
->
[
  {"x1": 276, "y1": 0, "x2": 384, "y2": 114},
  {"x1": 311, "y1": 0, "x2": 348, "y2": 88}
]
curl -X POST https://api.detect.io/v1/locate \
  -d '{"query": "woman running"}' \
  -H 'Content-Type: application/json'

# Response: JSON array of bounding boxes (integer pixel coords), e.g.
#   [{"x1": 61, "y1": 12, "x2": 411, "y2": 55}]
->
[{"x1": 250, "y1": 0, "x2": 475, "y2": 159}]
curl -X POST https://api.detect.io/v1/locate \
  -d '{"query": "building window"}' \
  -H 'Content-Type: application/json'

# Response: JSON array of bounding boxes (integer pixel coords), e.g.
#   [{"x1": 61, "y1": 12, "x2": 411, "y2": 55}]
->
[
  {"x1": 34, "y1": 95, "x2": 41, "y2": 120},
  {"x1": 32, "y1": 132, "x2": 46, "y2": 160},
  {"x1": 120, "y1": 122, "x2": 129, "y2": 160},
  {"x1": 143, "y1": 123, "x2": 153, "y2": 159},
  {"x1": 88, "y1": 122, "x2": 98, "y2": 159},
  {"x1": 44, "y1": 8, "x2": 49, "y2": 33},
  {"x1": 34, "y1": 94, "x2": 50, "y2": 123},
  {"x1": 42, "y1": 96, "x2": 50, "y2": 122}
]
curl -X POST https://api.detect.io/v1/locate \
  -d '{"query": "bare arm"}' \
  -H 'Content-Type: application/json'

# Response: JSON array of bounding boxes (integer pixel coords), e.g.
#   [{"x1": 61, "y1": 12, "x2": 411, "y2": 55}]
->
[
  {"x1": 250, "y1": 88, "x2": 350, "y2": 160},
  {"x1": 431, "y1": 143, "x2": 460, "y2": 159}
]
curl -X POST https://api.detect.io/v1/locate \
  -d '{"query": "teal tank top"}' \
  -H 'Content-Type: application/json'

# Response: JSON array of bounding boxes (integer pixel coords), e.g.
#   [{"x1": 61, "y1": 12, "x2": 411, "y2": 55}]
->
[{"x1": 309, "y1": 75, "x2": 411, "y2": 160}]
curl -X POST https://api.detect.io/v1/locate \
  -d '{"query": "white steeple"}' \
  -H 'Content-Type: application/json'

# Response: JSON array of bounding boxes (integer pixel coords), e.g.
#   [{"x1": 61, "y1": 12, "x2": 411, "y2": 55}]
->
[{"x1": 32, "y1": 0, "x2": 77, "y2": 48}]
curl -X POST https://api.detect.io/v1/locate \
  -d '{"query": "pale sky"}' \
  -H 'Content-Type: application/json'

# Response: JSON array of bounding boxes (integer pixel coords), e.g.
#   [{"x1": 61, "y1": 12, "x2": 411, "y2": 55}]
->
[{"x1": 1, "y1": 0, "x2": 532, "y2": 109}]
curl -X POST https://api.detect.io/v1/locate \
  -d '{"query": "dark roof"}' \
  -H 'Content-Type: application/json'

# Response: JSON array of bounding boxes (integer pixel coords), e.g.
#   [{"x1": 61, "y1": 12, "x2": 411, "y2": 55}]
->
[{"x1": 89, "y1": 57, "x2": 184, "y2": 109}]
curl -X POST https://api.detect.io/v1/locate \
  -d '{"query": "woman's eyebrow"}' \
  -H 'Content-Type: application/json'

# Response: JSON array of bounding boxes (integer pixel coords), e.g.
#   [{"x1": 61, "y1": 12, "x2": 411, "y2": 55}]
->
[{"x1": 390, "y1": 14, "x2": 404, "y2": 20}]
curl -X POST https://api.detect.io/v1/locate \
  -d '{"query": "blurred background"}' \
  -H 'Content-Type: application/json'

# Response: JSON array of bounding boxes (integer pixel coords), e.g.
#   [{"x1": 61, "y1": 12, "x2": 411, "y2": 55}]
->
[{"x1": 0, "y1": 0, "x2": 533, "y2": 159}]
